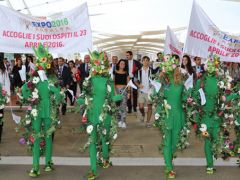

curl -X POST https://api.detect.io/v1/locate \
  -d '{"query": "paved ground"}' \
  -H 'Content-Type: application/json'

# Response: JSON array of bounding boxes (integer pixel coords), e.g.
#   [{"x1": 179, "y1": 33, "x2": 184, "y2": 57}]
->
[
  {"x1": 0, "y1": 165, "x2": 239, "y2": 180},
  {"x1": 1, "y1": 110, "x2": 207, "y2": 157},
  {"x1": 1, "y1": 108, "x2": 239, "y2": 179}
]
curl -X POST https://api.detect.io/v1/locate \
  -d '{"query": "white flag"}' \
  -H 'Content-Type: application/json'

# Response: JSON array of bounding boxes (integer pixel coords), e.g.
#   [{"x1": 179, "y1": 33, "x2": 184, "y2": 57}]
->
[
  {"x1": 198, "y1": 88, "x2": 206, "y2": 105},
  {"x1": 127, "y1": 79, "x2": 138, "y2": 90},
  {"x1": 0, "y1": 3, "x2": 92, "y2": 54},
  {"x1": 184, "y1": 0, "x2": 240, "y2": 62},
  {"x1": 67, "y1": 89, "x2": 75, "y2": 102},
  {"x1": 149, "y1": 79, "x2": 161, "y2": 93},
  {"x1": 37, "y1": 70, "x2": 48, "y2": 81},
  {"x1": 184, "y1": 75, "x2": 193, "y2": 90},
  {"x1": 12, "y1": 113, "x2": 21, "y2": 124},
  {"x1": 164, "y1": 26, "x2": 183, "y2": 56},
  {"x1": 29, "y1": 62, "x2": 36, "y2": 71},
  {"x1": 18, "y1": 69, "x2": 26, "y2": 81}
]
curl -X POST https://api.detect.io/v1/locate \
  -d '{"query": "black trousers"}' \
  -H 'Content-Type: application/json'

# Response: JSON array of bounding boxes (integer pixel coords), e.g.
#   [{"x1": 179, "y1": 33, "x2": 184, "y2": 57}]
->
[
  {"x1": 69, "y1": 82, "x2": 77, "y2": 106},
  {"x1": 127, "y1": 88, "x2": 138, "y2": 112},
  {"x1": 61, "y1": 89, "x2": 75, "y2": 115},
  {"x1": 0, "y1": 109, "x2": 4, "y2": 143}
]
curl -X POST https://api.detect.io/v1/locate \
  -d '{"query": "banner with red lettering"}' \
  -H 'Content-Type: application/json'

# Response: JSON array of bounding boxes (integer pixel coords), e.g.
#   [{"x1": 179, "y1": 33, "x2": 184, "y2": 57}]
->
[
  {"x1": 0, "y1": 3, "x2": 92, "y2": 54},
  {"x1": 164, "y1": 26, "x2": 183, "y2": 56},
  {"x1": 184, "y1": 1, "x2": 240, "y2": 62}
]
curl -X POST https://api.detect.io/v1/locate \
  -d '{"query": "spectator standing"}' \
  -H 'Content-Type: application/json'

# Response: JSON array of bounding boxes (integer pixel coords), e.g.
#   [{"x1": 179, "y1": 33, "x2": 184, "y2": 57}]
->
[
  {"x1": 181, "y1": 54, "x2": 196, "y2": 80},
  {"x1": 193, "y1": 56, "x2": 205, "y2": 78},
  {"x1": 114, "y1": 59, "x2": 130, "y2": 129},
  {"x1": 136, "y1": 56, "x2": 154, "y2": 128},
  {"x1": 110, "y1": 55, "x2": 118, "y2": 78},
  {"x1": 12, "y1": 58, "x2": 23, "y2": 89},
  {"x1": 78, "y1": 55, "x2": 90, "y2": 92},
  {"x1": 124, "y1": 51, "x2": 142, "y2": 113},
  {"x1": 58, "y1": 57, "x2": 73, "y2": 115},
  {"x1": 229, "y1": 62, "x2": 240, "y2": 81},
  {"x1": 68, "y1": 60, "x2": 80, "y2": 105}
]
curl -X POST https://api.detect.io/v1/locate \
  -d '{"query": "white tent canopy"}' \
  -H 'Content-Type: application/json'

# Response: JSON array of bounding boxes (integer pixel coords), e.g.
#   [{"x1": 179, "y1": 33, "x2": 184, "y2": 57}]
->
[{"x1": 0, "y1": 0, "x2": 239, "y2": 58}]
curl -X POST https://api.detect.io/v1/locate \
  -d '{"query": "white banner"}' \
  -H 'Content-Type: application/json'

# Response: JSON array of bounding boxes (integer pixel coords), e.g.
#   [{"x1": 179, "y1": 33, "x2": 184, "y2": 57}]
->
[
  {"x1": 164, "y1": 26, "x2": 183, "y2": 56},
  {"x1": 184, "y1": 1, "x2": 240, "y2": 62},
  {"x1": 0, "y1": 3, "x2": 92, "y2": 54}
]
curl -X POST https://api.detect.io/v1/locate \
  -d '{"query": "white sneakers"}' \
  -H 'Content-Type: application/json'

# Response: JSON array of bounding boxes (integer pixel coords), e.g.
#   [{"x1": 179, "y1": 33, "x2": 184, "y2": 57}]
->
[{"x1": 118, "y1": 121, "x2": 127, "y2": 129}]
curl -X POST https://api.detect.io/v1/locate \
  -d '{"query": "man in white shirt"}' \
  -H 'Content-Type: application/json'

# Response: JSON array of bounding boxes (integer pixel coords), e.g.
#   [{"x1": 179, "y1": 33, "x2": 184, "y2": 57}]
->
[{"x1": 136, "y1": 56, "x2": 153, "y2": 128}]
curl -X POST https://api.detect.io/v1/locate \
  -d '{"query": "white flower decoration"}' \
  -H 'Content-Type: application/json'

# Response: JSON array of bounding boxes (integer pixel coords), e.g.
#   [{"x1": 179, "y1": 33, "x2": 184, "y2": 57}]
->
[
  {"x1": 199, "y1": 124, "x2": 207, "y2": 132},
  {"x1": 155, "y1": 113, "x2": 160, "y2": 120},
  {"x1": 32, "y1": 77, "x2": 40, "y2": 84},
  {"x1": 235, "y1": 120, "x2": 240, "y2": 126},
  {"x1": 101, "y1": 65, "x2": 105, "y2": 70},
  {"x1": 26, "y1": 119, "x2": 31, "y2": 125},
  {"x1": 99, "y1": 114, "x2": 104, "y2": 122},
  {"x1": 229, "y1": 114, "x2": 234, "y2": 119},
  {"x1": 32, "y1": 91, "x2": 39, "y2": 99},
  {"x1": 226, "y1": 75, "x2": 233, "y2": 83},
  {"x1": 17, "y1": 93, "x2": 23, "y2": 100},
  {"x1": 0, "y1": 104, "x2": 5, "y2": 109},
  {"x1": 6, "y1": 97, "x2": 10, "y2": 103},
  {"x1": 0, "y1": 113, "x2": 3, "y2": 117},
  {"x1": 31, "y1": 109, "x2": 38, "y2": 117},
  {"x1": 221, "y1": 103, "x2": 225, "y2": 109},
  {"x1": 164, "y1": 100, "x2": 171, "y2": 110},
  {"x1": 85, "y1": 98, "x2": 89, "y2": 105},
  {"x1": 217, "y1": 81, "x2": 224, "y2": 89},
  {"x1": 224, "y1": 114, "x2": 229, "y2": 119},
  {"x1": 102, "y1": 129, "x2": 107, "y2": 135},
  {"x1": 107, "y1": 85, "x2": 112, "y2": 92},
  {"x1": 86, "y1": 125, "x2": 94, "y2": 134},
  {"x1": 165, "y1": 104, "x2": 171, "y2": 110},
  {"x1": 107, "y1": 105, "x2": 111, "y2": 111},
  {"x1": 113, "y1": 134, "x2": 118, "y2": 140}
]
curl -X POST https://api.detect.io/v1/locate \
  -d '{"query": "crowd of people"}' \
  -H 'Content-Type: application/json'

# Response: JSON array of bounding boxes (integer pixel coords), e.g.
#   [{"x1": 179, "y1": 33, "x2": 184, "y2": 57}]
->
[{"x1": 0, "y1": 48, "x2": 240, "y2": 179}]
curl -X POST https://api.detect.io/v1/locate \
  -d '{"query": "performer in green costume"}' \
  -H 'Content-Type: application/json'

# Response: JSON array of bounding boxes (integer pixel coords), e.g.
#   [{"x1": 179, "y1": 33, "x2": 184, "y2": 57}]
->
[
  {"x1": 19, "y1": 44, "x2": 63, "y2": 177},
  {"x1": 77, "y1": 51, "x2": 122, "y2": 180},
  {"x1": 150, "y1": 55, "x2": 191, "y2": 179},
  {"x1": 193, "y1": 56, "x2": 223, "y2": 174}
]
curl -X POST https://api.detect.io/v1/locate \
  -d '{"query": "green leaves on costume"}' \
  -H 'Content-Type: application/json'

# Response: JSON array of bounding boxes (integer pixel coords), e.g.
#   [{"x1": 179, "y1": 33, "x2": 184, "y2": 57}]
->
[
  {"x1": 160, "y1": 55, "x2": 179, "y2": 74},
  {"x1": 88, "y1": 50, "x2": 109, "y2": 77},
  {"x1": 205, "y1": 54, "x2": 220, "y2": 75},
  {"x1": 33, "y1": 43, "x2": 52, "y2": 71},
  {"x1": 33, "y1": 43, "x2": 49, "y2": 59}
]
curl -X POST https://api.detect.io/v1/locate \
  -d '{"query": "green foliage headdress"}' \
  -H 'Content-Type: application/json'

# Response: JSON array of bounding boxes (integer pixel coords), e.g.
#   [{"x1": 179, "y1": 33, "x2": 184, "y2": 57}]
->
[
  {"x1": 204, "y1": 54, "x2": 220, "y2": 75},
  {"x1": 160, "y1": 55, "x2": 180, "y2": 74},
  {"x1": 88, "y1": 50, "x2": 109, "y2": 76},
  {"x1": 33, "y1": 43, "x2": 52, "y2": 71}
]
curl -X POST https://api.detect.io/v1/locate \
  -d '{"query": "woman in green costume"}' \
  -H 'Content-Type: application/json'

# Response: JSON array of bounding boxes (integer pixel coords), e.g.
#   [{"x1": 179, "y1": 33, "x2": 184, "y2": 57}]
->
[
  {"x1": 150, "y1": 55, "x2": 191, "y2": 179},
  {"x1": 77, "y1": 51, "x2": 122, "y2": 180},
  {"x1": 193, "y1": 56, "x2": 224, "y2": 174},
  {"x1": 19, "y1": 44, "x2": 64, "y2": 177}
]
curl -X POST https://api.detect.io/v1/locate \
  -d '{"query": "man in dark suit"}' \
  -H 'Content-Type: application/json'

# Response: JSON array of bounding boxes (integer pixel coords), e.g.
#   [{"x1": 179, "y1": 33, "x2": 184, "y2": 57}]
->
[
  {"x1": 124, "y1": 51, "x2": 142, "y2": 113},
  {"x1": 193, "y1": 56, "x2": 205, "y2": 79},
  {"x1": 58, "y1": 57, "x2": 73, "y2": 115},
  {"x1": 78, "y1": 55, "x2": 90, "y2": 92},
  {"x1": 109, "y1": 56, "x2": 118, "y2": 78}
]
